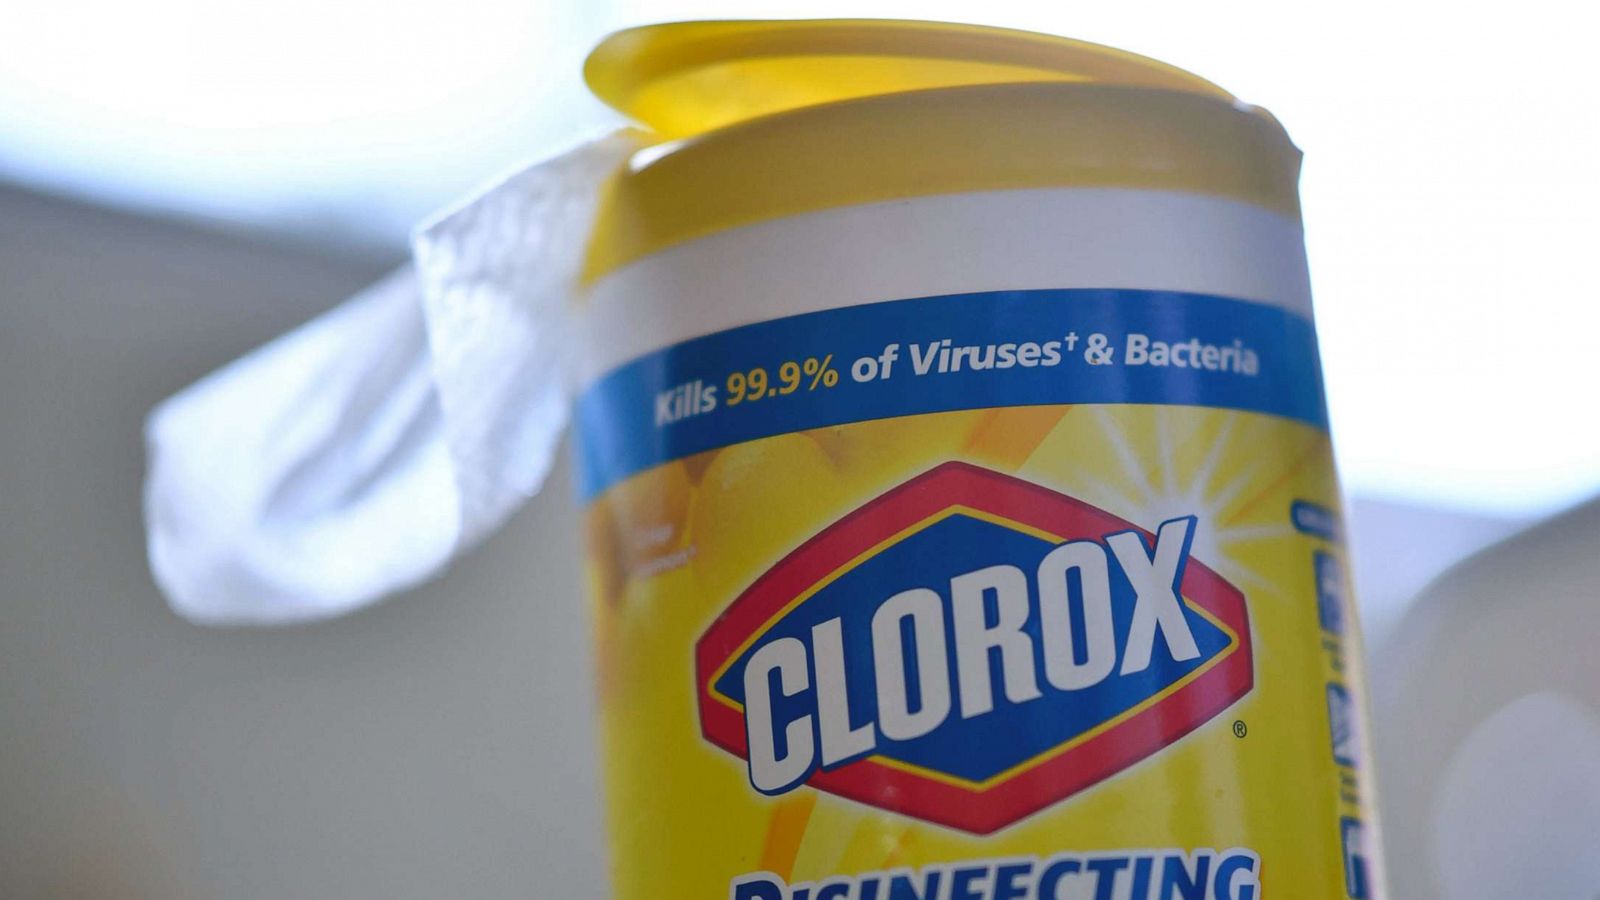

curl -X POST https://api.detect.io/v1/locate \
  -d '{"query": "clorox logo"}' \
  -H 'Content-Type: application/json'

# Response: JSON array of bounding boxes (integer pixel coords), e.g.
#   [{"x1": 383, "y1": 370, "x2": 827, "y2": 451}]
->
[{"x1": 695, "y1": 462, "x2": 1253, "y2": 834}]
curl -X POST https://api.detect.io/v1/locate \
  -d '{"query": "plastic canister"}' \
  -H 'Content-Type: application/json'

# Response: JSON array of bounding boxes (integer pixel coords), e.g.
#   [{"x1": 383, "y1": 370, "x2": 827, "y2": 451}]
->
[{"x1": 573, "y1": 20, "x2": 1385, "y2": 900}]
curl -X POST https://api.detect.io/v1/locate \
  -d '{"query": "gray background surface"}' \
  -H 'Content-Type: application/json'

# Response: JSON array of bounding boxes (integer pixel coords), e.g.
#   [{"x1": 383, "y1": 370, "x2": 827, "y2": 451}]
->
[{"x1": 0, "y1": 186, "x2": 604, "y2": 898}]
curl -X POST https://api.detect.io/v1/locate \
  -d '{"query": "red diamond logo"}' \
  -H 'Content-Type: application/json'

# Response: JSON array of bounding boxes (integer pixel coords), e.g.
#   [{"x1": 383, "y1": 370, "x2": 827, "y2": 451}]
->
[{"x1": 696, "y1": 462, "x2": 1253, "y2": 834}]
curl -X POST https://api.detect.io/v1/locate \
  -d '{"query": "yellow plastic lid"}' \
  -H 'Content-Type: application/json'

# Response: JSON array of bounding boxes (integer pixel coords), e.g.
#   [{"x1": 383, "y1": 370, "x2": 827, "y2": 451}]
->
[
  {"x1": 580, "y1": 20, "x2": 1299, "y2": 282},
  {"x1": 585, "y1": 19, "x2": 1236, "y2": 139}
]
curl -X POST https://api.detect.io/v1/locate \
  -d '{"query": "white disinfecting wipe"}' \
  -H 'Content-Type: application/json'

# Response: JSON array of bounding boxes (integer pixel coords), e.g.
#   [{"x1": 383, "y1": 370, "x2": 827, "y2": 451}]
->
[{"x1": 143, "y1": 131, "x2": 640, "y2": 625}]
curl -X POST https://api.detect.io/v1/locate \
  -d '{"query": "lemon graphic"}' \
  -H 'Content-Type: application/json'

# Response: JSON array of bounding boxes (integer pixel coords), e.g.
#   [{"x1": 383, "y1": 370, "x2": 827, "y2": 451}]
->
[
  {"x1": 806, "y1": 410, "x2": 985, "y2": 492},
  {"x1": 608, "y1": 563, "x2": 700, "y2": 687},
  {"x1": 689, "y1": 432, "x2": 844, "y2": 606},
  {"x1": 608, "y1": 458, "x2": 695, "y2": 576},
  {"x1": 680, "y1": 447, "x2": 720, "y2": 485},
  {"x1": 960, "y1": 404, "x2": 1073, "y2": 471}
]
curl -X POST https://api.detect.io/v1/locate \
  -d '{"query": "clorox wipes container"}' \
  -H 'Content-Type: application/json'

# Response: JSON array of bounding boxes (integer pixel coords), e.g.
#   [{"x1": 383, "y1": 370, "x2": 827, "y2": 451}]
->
[{"x1": 575, "y1": 20, "x2": 1385, "y2": 900}]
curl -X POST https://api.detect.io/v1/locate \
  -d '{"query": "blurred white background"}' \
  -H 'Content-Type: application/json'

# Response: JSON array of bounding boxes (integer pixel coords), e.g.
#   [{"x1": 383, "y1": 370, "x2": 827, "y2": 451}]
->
[
  {"x1": 1, "y1": 0, "x2": 1595, "y2": 897},
  {"x1": 6, "y1": 0, "x2": 1597, "y2": 515}
]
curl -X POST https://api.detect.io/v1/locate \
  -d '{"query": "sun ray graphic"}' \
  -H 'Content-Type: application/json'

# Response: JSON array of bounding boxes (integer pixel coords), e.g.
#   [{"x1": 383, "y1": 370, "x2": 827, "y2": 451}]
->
[{"x1": 1032, "y1": 406, "x2": 1313, "y2": 597}]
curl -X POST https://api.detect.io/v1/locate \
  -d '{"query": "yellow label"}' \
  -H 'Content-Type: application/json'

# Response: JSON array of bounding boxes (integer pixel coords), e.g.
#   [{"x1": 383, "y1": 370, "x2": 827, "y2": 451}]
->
[{"x1": 577, "y1": 289, "x2": 1379, "y2": 898}]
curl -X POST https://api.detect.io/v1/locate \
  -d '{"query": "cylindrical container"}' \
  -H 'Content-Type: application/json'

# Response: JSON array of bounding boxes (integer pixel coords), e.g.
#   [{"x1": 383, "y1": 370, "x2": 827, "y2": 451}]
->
[{"x1": 574, "y1": 20, "x2": 1385, "y2": 899}]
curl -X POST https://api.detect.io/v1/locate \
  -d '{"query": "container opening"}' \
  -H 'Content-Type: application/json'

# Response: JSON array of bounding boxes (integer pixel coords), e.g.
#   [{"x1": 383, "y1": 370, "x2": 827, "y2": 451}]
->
[{"x1": 584, "y1": 19, "x2": 1235, "y2": 139}]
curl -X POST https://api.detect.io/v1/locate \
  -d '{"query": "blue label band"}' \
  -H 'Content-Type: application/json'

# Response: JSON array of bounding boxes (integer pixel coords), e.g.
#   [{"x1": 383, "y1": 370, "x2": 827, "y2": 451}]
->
[{"x1": 575, "y1": 289, "x2": 1328, "y2": 499}]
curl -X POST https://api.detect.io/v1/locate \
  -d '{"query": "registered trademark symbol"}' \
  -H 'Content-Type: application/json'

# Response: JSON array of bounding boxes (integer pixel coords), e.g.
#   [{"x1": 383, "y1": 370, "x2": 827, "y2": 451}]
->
[{"x1": 1233, "y1": 720, "x2": 1248, "y2": 738}]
